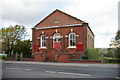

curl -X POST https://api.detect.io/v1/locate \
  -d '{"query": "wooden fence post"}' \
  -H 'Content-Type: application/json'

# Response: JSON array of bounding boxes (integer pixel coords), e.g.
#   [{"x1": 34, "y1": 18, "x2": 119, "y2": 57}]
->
[
  {"x1": 15, "y1": 53, "x2": 18, "y2": 61},
  {"x1": 101, "y1": 53, "x2": 104, "y2": 63},
  {"x1": 20, "y1": 53, "x2": 23, "y2": 61}
]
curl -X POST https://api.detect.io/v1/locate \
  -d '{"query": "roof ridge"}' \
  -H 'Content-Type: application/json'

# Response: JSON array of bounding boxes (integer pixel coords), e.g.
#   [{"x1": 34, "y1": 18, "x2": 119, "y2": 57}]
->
[
  {"x1": 55, "y1": 9, "x2": 84, "y2": 23},
  {"x1": 34, "y1": 9, "x2": 85, "y2": 28}
]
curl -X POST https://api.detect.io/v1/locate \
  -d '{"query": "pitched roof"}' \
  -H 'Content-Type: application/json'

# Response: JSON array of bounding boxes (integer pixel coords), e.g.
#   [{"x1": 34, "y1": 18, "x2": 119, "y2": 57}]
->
[
  {"x1": 34, "y1": 9, "x2": 85, "y2": 28},
  {"x1": 33, "y1": 9, "x2": 94, "y2": 36}
]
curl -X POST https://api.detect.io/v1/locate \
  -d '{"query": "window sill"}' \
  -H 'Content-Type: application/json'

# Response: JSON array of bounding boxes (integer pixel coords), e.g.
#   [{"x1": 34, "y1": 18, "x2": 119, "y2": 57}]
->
[
  {"x1": 39, "y1": 47, "x2": 47, "y2": 49},
  {"x1": 67, "y1": 46, "x2": 76, "y2": 49}
]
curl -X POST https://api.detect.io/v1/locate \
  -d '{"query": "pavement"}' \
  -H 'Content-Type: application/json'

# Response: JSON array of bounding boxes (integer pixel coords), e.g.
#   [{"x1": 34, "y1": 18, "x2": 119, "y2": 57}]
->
[{"x1": 2, "y1": 60, "x2": 119, "y2": 68}]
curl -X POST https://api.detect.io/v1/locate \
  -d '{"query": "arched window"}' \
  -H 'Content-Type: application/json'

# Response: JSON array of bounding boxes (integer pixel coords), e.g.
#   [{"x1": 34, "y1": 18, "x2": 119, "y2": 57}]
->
[
  {"x1": 53, "y1": 33, "x2": 61, "y2": 50},
  {"x1": 53, "y1": 33, "x2": 61, "y2": 42},
  {"x1": 40, "y1": 35, "x2": 46, "y2": 48},
  {"x1": 69, "y1": 32, "x2": 76, "y2": 47}
]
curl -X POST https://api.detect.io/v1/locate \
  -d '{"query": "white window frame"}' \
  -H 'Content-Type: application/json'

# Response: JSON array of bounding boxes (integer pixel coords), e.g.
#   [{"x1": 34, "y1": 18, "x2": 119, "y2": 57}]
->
[
  {"x1": 40, "y1": 35, "x2": 46, "y2": 48},
  {"x1": 53, "y1": 33, "x2": 61, "y2": 48},
  {"x1": 68, "y1": 32, "x2": 76, "y2": 48}
]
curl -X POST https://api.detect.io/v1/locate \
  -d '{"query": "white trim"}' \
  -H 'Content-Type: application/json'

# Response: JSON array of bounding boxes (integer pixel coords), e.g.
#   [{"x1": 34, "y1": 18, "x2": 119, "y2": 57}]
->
[
  {"x1": 55, "y1": 29, "x2": 58, "y2": 33},
  {"x1": 50, "y1": 36, "x2": 53, "y2": 39},
  {"x1": 76, "y1": 35, "x2": 79, "y2": 37},
  {"x1": 40, "y1": 35, "x2": 46, "y2": 48},
  {"x1": 39, "y1": 47, "x2": 47, "y2": 49},
  {"x1": 34, "y1": 24, "x2": 82, "y2": 30},
  {"x1": 37, "y1": 37, "x2": 40, "y2": 39},
  {"x1": 68, "y1": 32, "x2": 76, "y2": 47},
  {"x1": 71, "y1": 29, "x2": 73, "y2": 32},
  {"x1": 67, "y1": 46, "x2": 76, "y2": 49},
  {"x1": 40, "y1": 36, "x2": 42, "y2": 47},
  {"x1": 53, "y1": 33, "x2": 61, "y2": 48},
  {"x1": 42, "y1": 31, "x2": 44, "y2": 34},
  {"x1": 53, "y1": 40, "x2": 54, "y2": 48},
  {"x1": 46, "y1": 37, "x2": 49, "y2": 39},
  {"x1": 65, "y1": 35, "x2": 68, "y2": 37}
]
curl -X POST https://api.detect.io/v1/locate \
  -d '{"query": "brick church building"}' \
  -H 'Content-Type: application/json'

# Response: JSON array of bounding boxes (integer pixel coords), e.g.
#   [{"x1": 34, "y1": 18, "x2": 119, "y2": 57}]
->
[{"x1": 32, "y1": 9, "x2": 94, "y2": 63}]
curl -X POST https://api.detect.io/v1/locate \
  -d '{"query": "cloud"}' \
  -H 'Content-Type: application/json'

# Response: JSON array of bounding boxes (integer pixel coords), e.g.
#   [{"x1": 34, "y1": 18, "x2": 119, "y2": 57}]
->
[
  {"x1": 0, "y1": 0, "x2": 70, "y2": 27},
  {"x1": 0, "y1": 0, "x2": 72, "y2": 41},
  {"x1": 63, "y1": 0, "x2": 118, "y2": 48},
  {"x1": 0, "y1": 0, "x2": 119, "y2": 48},
  {"x1": 118, "y1": 1, "x2": 120, "y2": 31}
]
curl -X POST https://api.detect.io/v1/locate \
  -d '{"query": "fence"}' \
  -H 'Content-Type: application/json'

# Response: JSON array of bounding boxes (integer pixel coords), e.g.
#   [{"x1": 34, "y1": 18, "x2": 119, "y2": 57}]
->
[{"x1": 104, "y1": 59, "x2": 120, "y2": 63}]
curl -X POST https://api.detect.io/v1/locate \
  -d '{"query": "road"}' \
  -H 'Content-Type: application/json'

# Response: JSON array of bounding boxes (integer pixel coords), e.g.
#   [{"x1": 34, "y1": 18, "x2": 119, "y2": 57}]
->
[{"x1": 2, "y1": 62, "x2": 119, "y2": 79}]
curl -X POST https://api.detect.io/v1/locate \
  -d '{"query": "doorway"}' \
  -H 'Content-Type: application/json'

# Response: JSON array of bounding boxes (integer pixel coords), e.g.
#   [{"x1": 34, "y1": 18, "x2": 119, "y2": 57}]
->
[{"x1": 53, "y1": 33, "x2": 61, "y2": 51}]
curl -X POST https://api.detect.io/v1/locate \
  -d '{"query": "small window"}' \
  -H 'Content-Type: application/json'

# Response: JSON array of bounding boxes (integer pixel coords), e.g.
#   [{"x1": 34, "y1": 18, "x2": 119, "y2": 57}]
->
[
  {"x1": 69, "y1": 33, "x2": 76, "y2": 47},
  {"x1": 41, "y1": 35, "x2": 46, "y2": 48}
]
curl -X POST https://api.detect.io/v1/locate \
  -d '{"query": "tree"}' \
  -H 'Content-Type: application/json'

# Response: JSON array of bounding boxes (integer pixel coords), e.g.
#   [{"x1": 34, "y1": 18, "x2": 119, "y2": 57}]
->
[
  {"x1": 110, "y1": 31, "x2": 120, "y2": 48},
  {"x1": 1, "y1": 25, "x2": 28, "y2": 55},
  {"x1": 109, "y1": 31, "x2": 120, "y2": 58},
  {"x1": 13, "y1": 39, "x2": 32, "y2": 58},
  {"x1": 105, "y1": 48, "x2": 116, "y2": 58}
]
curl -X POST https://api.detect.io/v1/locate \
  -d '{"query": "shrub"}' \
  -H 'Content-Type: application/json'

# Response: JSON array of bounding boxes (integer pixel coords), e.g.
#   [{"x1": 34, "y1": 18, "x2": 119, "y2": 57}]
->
[{"x1": 83, "y1": 48, "x2": 100, "y2": 60}]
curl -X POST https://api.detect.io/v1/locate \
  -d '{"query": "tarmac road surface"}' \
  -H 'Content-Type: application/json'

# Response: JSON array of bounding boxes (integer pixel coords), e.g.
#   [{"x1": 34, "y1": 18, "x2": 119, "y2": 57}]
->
[{"x1": 2, "y1": 61, "x2": 119, "y2": 79}]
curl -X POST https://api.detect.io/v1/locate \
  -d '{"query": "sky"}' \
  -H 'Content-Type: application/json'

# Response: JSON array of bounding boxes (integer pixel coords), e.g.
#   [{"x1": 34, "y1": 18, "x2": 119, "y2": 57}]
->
[{"x1": 0, "y1": 0, "x2": 119, "y2": 48}]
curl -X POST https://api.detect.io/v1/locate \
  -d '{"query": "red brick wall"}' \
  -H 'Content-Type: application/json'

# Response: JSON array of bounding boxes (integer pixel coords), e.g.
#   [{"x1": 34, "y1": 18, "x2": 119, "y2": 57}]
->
[
  {"x1": 4, "y1": 59, "x2": 15, "y2": 61},
  {"x1": 34, "y1": 54, "x2": 43, "y2": 62},
  {"x1": 32, "y1": 25, "x2": 87, "y2": 55},
  {"x1": 36, "y1": 10, "x2": 82, "y2": 28},
  {"x1": 45, "y1": 49, "x2": 60, "y2": 62},
  {"x1": 57, "y1": 54, "x2": 69, "y2": 63}
]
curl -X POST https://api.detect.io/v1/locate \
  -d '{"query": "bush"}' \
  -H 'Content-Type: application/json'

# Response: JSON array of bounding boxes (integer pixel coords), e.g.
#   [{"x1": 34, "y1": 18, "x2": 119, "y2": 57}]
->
[{"x1": 82, "y1": 48, "x2": 100, "y2": 60}]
